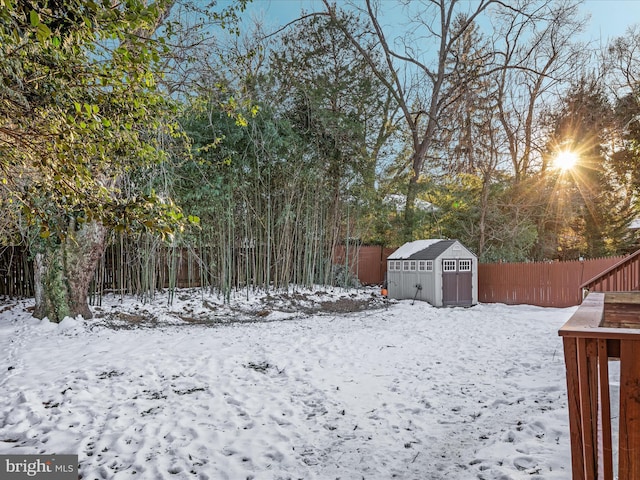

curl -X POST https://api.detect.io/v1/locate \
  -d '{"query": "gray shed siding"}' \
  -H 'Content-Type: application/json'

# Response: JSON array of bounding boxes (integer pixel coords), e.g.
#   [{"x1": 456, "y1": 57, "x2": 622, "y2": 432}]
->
[
  {"x1": 386, "y1": 240, "x2": 478, "y2": 307},
  {"x1": 387, "y1": 264, "x2": 437, "y2": 303}
]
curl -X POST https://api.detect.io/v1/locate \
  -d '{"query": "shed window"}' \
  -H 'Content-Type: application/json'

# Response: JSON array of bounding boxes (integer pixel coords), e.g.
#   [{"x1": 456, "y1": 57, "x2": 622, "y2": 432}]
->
[
  {"x1": 426, "y1": 260, "x2": 433, "y2": 272},
  {"x1": 395, "y1": 261, "x2": 401, "y2": 271},
  {"x1": 409, "y1": 260, "x2": 416, "y2": 271},
  {"x1": 403, "y1": 261, "x2": 411, "y2": 271},
  {"x1": 388, "y1": 261, "x2": 395, "y2": 271},
  {"x1": 443, "y1": 259, "x2": 457, "y2": 272},
  {"x1": 459, "y1": 259, "x2": 472, "y2": 272},
  {"x1": 418, "y1": 260, "x2": 426, "y2": 271}
]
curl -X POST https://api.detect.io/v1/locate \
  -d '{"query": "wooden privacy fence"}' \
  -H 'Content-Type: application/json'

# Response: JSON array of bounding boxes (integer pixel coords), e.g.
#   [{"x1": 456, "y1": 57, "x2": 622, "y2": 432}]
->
[
  {"x1": 1, "y1": 243, "x2": 637, "y2": 308},
  {"x1": 334, "y1": 245, "x2": 395, "y2": 285},
  {"x1": 478, "y1": 257, "x2": 625, "y2": 308}
]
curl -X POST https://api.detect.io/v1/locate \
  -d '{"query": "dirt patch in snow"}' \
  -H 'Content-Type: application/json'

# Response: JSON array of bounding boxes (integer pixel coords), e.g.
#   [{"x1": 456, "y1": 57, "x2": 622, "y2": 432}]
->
[{"x1": 91, "y1": 289, "x2": 389, "y2": 329}]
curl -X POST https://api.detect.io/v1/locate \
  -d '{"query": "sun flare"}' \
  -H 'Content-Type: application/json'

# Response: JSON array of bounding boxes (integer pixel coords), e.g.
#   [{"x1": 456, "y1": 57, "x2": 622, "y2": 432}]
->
[{"x1": 554, "y1": 150, "x2": 578, "y2": 171}]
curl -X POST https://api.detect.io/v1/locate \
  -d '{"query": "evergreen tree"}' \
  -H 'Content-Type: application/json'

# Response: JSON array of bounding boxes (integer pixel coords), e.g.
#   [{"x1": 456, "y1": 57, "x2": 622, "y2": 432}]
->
[
  {"x1": 271, "y1": 11, "x2": 396, "y2": 250},
  {"x1": 542, "y1": 77, "x2": 636, "y2": 258}
]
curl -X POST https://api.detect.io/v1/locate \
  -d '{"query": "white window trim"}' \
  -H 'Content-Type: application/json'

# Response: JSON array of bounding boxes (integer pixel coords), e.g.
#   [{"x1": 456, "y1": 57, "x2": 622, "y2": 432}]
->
[
  {"x1": 443, "y1": 259, "x2": 457, "y2": 272},
  {"x1": 426, "y1": 260, "x2": 433, "y2": 272},
  {"x1": 459, "y1": 259, "x2": 472, "y2": 272},
  {"x1": 418, "y1": 260, "x2": 426, "y2": 271}
]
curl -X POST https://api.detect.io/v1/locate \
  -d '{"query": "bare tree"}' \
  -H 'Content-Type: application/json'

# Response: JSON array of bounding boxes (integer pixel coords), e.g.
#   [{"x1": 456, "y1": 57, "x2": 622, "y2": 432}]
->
[
  {"x1": 606, "y1": 24, "x2": 640, "y2": 94},
  {"x1": 321, "y1": 0, "x2": 586, "y2": 240},
  {"x1": 491, "y1": 0, "x2": 587, "y2": 180},
  {"x1": 322, "y1": 0, "x2": 503, "y2": 240}
]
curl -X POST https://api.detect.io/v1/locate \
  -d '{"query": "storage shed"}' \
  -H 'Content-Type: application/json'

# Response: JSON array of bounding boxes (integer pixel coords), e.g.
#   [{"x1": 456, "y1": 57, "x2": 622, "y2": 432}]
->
[{"x1": 386, "y1": 239, "x2": 478, "y2": 307}]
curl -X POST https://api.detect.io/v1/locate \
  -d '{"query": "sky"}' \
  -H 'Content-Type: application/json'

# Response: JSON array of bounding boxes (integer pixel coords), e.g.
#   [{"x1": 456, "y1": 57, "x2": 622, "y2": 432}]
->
[
  {"x1": 583, "y1": 0, "x2": 640, "y2": 43},
  {"x1": 239, "y1": 0, "x2": 640, "y2": 44}
]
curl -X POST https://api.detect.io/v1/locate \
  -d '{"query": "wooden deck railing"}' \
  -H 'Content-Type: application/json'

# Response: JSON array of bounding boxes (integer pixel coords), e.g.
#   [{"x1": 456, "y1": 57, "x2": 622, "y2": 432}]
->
[
  {"x1": 559, "y1": 292, "x2": 640, "y2": 479},
  {"x1": 581, "y1": 249, "x2": 640, "y2": 294}
]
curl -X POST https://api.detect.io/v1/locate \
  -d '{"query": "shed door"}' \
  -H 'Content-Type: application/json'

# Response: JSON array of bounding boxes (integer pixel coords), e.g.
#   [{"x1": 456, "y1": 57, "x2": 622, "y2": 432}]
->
[{"x1": 442, "y1": 259, "x2": 473, "y2": 306}]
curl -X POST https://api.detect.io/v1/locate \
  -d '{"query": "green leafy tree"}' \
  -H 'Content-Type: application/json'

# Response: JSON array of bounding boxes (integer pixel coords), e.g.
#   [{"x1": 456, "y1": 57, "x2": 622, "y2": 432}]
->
[
  {"x1": 177, "y1": 84, "x2": 338, "y2": 293},
  {"x1": 0, "y1": 0, "x2": 212, "y2": 320},
  {"x1": 169, "y1": 11, "x2": 397, "y2": 293},
  {"x1": 426, "y1": 175, "x2": 537, "y2": 262}
]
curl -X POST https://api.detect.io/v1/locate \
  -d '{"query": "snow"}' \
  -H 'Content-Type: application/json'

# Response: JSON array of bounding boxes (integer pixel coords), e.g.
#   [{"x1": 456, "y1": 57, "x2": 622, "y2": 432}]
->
[
  {"x1": 0, "y1": 287, "x2": 576, "y2": 479},
  {"x1": 387, "y1": 239, "x2": 445, "y2": 259}
]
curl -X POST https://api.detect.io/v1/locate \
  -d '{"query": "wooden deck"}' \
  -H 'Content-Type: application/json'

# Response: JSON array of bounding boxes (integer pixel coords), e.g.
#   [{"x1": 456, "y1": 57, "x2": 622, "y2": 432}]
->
[{"x1": 559, "y1": 292, "x2": 640, "y2": 479}]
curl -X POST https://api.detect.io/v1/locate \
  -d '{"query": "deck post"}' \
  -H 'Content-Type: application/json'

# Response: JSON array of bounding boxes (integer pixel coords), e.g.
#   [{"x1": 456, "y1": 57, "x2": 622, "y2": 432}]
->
[
  {"x1": 597, "y1": 339, "x2": 613, "y2": 480},
  {"x1": 619, "y1": 340, "x2": 640, "y2": 479},
  {"x1": 563, "y1": 336, "x2": 587, "y2": 478}
]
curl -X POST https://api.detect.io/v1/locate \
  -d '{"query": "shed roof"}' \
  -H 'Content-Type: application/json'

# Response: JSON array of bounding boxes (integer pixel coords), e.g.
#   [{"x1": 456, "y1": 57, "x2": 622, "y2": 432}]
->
[{"x1": 388, "y1": 239, "x2": 458, "y2": 260}]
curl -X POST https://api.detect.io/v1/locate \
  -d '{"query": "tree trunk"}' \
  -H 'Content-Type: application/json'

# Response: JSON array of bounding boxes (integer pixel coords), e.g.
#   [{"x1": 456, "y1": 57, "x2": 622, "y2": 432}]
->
[
  {"x1": 478, "y1": 173, "x2": 491, "y2": 259},
  {"x1": 403, "y1": 173, "x2": 420, "y2": 242},
  {"x1": 33, "y1": 220, "x2": 107, "y2": 322}
]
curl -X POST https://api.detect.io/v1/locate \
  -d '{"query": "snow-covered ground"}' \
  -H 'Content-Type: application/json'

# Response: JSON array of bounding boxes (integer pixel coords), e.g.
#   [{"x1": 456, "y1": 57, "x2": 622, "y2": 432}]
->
[{"x1": 0, "y1": 287, "x2": 576, "y2": 479}]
